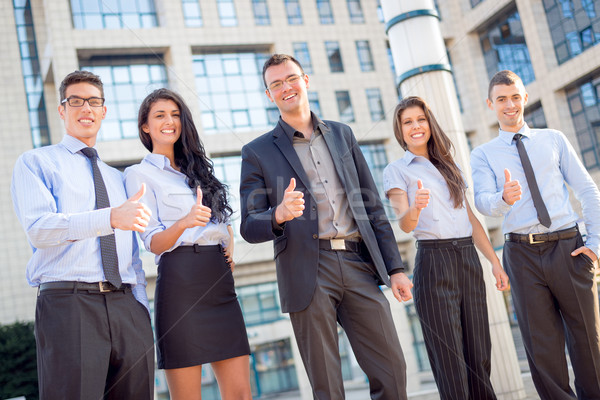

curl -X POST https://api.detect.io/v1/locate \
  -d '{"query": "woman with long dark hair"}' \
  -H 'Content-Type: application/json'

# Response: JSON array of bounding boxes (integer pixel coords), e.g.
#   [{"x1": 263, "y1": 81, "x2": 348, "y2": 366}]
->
[
  {"x1": 383, "y1": 96, "x2": 509, "y2": 400},
  {"x1": 124, "y1": 88, "x2": 251, "y2": 400}
]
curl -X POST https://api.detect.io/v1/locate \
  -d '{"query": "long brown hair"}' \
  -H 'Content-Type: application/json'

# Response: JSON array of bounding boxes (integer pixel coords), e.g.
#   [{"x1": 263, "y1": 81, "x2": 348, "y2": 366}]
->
[{"x1": 393, "y1": 96, "x2": 466, "y2": 208}]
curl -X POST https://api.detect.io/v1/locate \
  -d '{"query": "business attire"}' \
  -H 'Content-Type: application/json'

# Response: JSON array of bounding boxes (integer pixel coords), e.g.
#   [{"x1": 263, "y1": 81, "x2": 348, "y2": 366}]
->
[
  {"x1": 11, "y1": 134, "x2": 154, "y2": 400},
  {"x1": 471, "y1": 123, "x2": 600, "y2": 400},
  {"x1": 384, "y1": 151, "x2": 496, "y2": 400},
  {"x1": 240, "y1": 113, "x2": 407, "y2": 400},
  {"x1": 125, "y1": 153, "x2": 249, "y2": 369}
]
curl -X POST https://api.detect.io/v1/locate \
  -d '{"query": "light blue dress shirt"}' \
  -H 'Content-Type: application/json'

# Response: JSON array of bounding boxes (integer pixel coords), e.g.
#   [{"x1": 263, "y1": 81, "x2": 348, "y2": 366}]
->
[
  {"x1": 470, "y1": 123, "x2": 600, "y2": 257},
  {"x1": 11, "y1": 134, "x2": 149, "y2": 307},
  {"x1": 383, "y1": 151, "x2": 472, "y2": 240},
  {"x1": 124, "y1": 153, "x2": 230, "y2": 264}
]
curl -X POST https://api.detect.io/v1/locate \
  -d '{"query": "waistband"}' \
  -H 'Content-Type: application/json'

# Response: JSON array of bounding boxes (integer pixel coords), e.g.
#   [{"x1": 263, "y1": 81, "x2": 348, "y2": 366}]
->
[
  {"x1": 319, "y1": 238, "x2": 361, "y2": 252},
  {"x1": 416, "y1": 237, "x2": 473, "y2": 249},
  {"x1": 39, "y1": 281, "x2": 132, "y2": 293},
  {"x1": 504, "y1": 226, "x2": 578, "y2": 245},
  {"x1": 171, "y1": 244, "x2": 223, "y2": 253}
]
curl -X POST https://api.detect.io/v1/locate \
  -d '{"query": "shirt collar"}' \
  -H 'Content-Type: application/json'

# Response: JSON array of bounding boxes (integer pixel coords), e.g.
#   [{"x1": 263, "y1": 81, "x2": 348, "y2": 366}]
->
[
  {"x1": 278, "y1": 112, "x2": 327, "y2": 140},
  {"x1": 144, "y1": 153, "x2": 177, "y2": 172},
  {"x1": 61, "y1": 134, "x2": 93, "y2": 155},
  {"x1": 498, "y1": 123, "x2": 531, "y2": 145},
  {"x1": 403, "y1": 150, "x2": 428, "y2": 165}
]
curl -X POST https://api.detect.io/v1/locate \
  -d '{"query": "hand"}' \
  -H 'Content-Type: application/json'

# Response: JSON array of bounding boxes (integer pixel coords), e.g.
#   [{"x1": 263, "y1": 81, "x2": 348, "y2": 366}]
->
[
  {"x1": 390, "y1": 272, "x2": 413, "y2": 302},
  {"x1": 110, "y1": 183, "x2": 152, "y2": 232},
  {"x1": 571, "y1": 246, "x2": 598, "y2": 262},
  {"x1": 502, "y1": 168, "x2": 521, "y2": 206},
  {"x1": 181, "y1": 186, "x2": 212, "y2": 229},
  {"x1": 414, "y1": 179, "x2": 430, "y2": 210},
  {"x1": 274, "y1": 178, "x2": 304, "y2": 224},
  {"x1": 491, "y1": 261, "x2": 509, "y2": 291}
]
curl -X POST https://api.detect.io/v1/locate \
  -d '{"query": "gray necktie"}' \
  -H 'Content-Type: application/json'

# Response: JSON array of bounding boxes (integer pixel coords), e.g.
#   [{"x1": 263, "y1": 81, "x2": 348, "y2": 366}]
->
[
  {"x1": 513, "y1": 134, "x2": 552, "y2": 228},
  {"x1": 81, "y1": 147, "x2": 122, "y2": 287}
]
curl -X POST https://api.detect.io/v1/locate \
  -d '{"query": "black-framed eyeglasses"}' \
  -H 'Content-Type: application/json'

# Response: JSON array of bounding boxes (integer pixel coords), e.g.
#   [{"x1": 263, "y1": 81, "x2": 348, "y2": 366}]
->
[
  {"x1": 61, "y1": 96, "x2": 105, "y2": 107},
  {"x1": 267, "y1": 74, "x2": 304, "y2": 92}
]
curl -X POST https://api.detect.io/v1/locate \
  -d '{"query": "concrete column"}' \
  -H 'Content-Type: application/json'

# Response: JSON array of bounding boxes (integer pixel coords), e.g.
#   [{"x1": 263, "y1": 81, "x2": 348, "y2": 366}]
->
[{"x1": 381, "y1": 1, "x2": 526, "y2": 399}]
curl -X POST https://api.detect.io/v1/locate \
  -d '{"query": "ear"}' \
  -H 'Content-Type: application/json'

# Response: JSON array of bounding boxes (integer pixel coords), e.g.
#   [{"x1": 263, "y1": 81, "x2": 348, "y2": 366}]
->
[
  {"x1": 486, "y1": 98, "x2": 493, "y2": 111},
  {"x1": 523, "y1": 92, "x2": 529, "y2": 107},
  {"x1": 101, "y1": 105, "x2": 107, "y2": 120},
  {"x1": 265, "y1": 89, "x2": 274, "y2": 103},
  {"x1": 142, "y1": 123, "x2": 150, "y2": 133},
  {"x1": 303, "y1": 74, "x2": 309, "y2": 89},
  {"x1": 58, "y1": 104, "x2": 66, "y2": 120}
]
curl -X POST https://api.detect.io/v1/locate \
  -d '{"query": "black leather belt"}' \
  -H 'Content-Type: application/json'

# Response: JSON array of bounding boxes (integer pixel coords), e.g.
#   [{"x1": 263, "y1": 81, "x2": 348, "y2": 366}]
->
[
  {"x1": 39, "y1": 281, "x2": 132, "y2": 293},
  {"x1": 504, "y1": 226, "x2": 578, "y2": 245},
  {"x1": 417, "y1": 237, "x2": 473, "y2": 249},
  {"x1": 319, "y1": 239, "x2": 361, "y2": 252}
]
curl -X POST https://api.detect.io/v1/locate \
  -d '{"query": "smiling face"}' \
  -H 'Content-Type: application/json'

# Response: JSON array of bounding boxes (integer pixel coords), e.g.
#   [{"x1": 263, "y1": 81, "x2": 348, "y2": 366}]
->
[
  {"x1": 400, "y1": 106, "x2": 431, "y2": 155},
  {"x1": 141, "y1": 99, "x2": 181, "y2": 155},
  {"x1": 264, "y1": 61, "x2": 310, "y2": 117},
  {"x1": 58, "y1": 82, "x2": 106, "y2": 147},
  {"x1": 487, "y1": 81, "x2": 528, "y2": 132}
]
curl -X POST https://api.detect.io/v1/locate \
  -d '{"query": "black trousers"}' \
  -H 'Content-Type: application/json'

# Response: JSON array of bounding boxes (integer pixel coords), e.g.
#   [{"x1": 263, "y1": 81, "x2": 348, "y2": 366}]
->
[
  {"x1": 503, "y1": 231, "x2": 600, "y2": 400},
  {"x1": 35, "y1": 287, "x2": 155, "y2": 400},
  {"x1": 289, "y1": 248, "x2": 407, "y2": 400},
  {"x1": 414, "y1": 237, "x2": 496, "y2": 400}
]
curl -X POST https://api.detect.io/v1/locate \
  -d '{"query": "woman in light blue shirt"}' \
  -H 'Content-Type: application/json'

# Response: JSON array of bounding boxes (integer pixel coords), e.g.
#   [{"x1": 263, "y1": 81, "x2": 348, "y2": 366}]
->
[
  {"x1": 124, "y1": 89, "x2": 251, "y2": 400},
  {"x1": 383, "y1": 96, "x2": 508, "y2": 400}
]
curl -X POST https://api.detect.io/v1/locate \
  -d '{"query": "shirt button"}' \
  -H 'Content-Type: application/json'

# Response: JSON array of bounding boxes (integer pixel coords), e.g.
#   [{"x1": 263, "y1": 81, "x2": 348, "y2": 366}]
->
[
  {"x1": 317, "y1": 161, "x2": 321, "y2": 165},
  {"x1": 312, "y1": 234, "x2": 318, "y2": 239},
  {"x1": 312, "y1": 206, "x2": 316, "y2": 211},
  {"x1": 452, "y1": 241, "x2": 457, "y2": 245},
  {"x1": 324, "y1": 180, "x2": 328, "y2": 183},
  {"x1": 332, "y1": 200, "x2": 335, "y2": 204}
]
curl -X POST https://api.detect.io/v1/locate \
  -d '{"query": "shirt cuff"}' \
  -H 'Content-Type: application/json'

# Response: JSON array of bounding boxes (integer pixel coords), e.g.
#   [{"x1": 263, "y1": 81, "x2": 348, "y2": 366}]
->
[
  {"x1": 69, "y1": 208, "x2": 114, "y2": 240},
  {"x1": 388, "y1": 267, "x2": 405, "y2": 276}
]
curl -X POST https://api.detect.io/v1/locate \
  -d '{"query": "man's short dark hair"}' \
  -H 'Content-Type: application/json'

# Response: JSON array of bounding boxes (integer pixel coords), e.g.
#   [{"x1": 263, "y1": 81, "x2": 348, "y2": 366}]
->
[
  {"x1": 262, "y1": 54, "x2": 305, "y2": 88},
  {"x1": 487, "y1": 70, "x2": 522, "y2": 100},
  {"x1": 59, "y1": 70, "x2": 104, "y2": 102}
]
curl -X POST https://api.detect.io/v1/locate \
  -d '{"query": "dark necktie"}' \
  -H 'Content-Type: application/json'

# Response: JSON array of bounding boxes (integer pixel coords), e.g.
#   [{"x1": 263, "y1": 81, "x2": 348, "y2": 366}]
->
[
  {"x1": 81, "y1": 147, "x2": 122, "y2": 287},
  {"x1": 513, "y1": 134, "x2": 552, "y2": 228}
]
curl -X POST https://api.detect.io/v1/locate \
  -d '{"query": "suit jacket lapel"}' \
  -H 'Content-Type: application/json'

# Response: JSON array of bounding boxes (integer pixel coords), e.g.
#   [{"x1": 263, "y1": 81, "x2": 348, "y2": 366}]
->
[
  {"x1": 321, "y1": 124, "x2": 347, "y2": 188},
  {"x1": 273, "y1": 127, "x2": 314, "y2": 198}
]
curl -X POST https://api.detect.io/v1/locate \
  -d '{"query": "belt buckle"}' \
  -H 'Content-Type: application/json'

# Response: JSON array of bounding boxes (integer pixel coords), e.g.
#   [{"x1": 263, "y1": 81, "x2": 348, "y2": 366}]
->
[
  {"x1": 330, "y1": 239, "x2": 346, "y2": 251},
  {"x1": 98, "y1": 282, "x2": 112, "y2": 293},
  {"x1": 528, "y1": 233, "x2": 544, "y2": 245}
]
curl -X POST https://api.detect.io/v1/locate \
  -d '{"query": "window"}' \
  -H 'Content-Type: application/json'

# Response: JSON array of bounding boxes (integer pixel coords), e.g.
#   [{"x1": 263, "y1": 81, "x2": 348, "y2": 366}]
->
[
  {"x1": 356, "y1": 40, "x2": 374, "y2": 72},
  {"x1": 193, "y1": 52, "x2": 277, "y2": 134},
  {"x1": 524, "y1": 103, "x2": 547, "y2": 129},
  {"x1": 308, "y1": 92, "x2": 322, "y2": 118},
  {"x1": 284, "y1": 0, "x2": 303, "y2": 25},
  {"x1": 366, "y1": 88, "x2": 384, "y2": 122},
  {"x1": 181, "y1": 0, "x2": 202, "y2": 27},
  {"x1": 237, "y1": 282, "x2": 282, "y2": 326},
  {"x1": 470, "y1": 0, "x2": 484, "y2": 7},
  {"x1": 543, "y1": 0, "x2": 600, "y2": 64},
  {"x1": 336, "y1": 91, "x2": 354, "y2": 123},
  {"x1": 316, "y1": 0, "x2": 334, "y2": 24},
  {"x1": 81, "y1": 55, "x2": 167, "y2": 141},
  {"x1": 359, "y1": 142, "x2": 388, "y2": 200},
  {"x1": 567, "y1": 76, "x2": 600, "y2": 169},
  {"x1": 13, "y1": 0, "x2": 50, "y2": 147},
  {"x1": 376, "y1": 0, "x2": 384, "y2": 23},
  {"x1": 212, "y1": 155, "x2": 242, "y2": 240},
  {"x1": 252, "y1": 0, "x2": 270, "y2": 25},
  {"x1": 326, "y1": 41, "x2": 344, "y2": 73},
  {"x1": 293, "y1": 42, "x2": 313, "y2": 74},
  {"x1": 217, "y1": 0, "x2": 237, "y2": 26},
  {"x1": 479, "y1": 10, "x2": 535, "y2": 85},
  {"x1": 347, "y1": 0, "x2": 365, "y2": 23},
  {"x1": 70, "y1": 0, "x2": 157, "y2": 29},
  {"x1": 252, "y1": 340, "x2": 299, "y2": 394}
]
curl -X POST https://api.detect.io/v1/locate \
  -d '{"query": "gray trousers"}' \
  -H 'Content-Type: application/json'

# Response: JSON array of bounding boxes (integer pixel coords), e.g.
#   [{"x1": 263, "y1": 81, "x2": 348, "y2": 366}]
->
[
  {"x1": 503, "y1": 231, "x2": 600, "y2": 400},
  {"x1": 289, "y1": 248, "x2": 407, "y2": 400}
]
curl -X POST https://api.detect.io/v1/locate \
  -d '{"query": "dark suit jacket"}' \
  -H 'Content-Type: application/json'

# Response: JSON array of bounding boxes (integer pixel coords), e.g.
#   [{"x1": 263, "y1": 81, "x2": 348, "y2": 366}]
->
[{"x1": 240, "y1": 118, "x2": 404, "y2": 313}]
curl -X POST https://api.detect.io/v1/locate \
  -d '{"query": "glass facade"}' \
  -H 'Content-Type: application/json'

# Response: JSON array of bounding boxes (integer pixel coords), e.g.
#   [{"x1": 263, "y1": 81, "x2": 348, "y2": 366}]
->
[
  {"x1": 217, "y1": 0, "x2": 237, "y2": 26},
  {"x1": 317, "y1": 0, "x2": 334, "y2": 24},
  {"x1": 524, "y1": 102, "x2": 548, "y2": 128},
  {"x1": 567, "y1": 76, "x2": 600, "y2": 169},
  {"x1": 359, "y1": 142, "x2": 388, "y2": 201},
  {"x1": 366, "y1": 88, "x2": 385, "y2": 122},
  {"x1": 543, "y1": 0, "x2": 600, "y2": 64},
  {"x1": 81, "y1": 56, "x2": 167, "y2": 141},
  {"x1": 237, "y1": 282, "x2": 282, "y2": 326},
  {"x1": 193, "y1": 52, "x2": 276, "y2": 134},
  {"x1": 308, "y1": 92, "x2": 322, "y2": 118},
  {"x1": 480, "y1": 10, "x2": 535, "y2": 85},
  {"x1": 252, "y1": 339, "x2": 299, "y2": 396},
  {"x1": 293, "y1": 42, "x2": 313, "y2": 74},
  {"x1": 181, "y1": 0, "x2": 202, "y2": 27},
  {"x1": 336, "y1": 91, "x2": 355, "y2": 123},
  {"x1": 70, "y1": 0, "x2": 157, "y2": 29},
  {"x1": 13, "y1": 0, "x2": 50, "y2": 148},
  {"x1": 252, "y1": 0, "x2": 270, "y2": 25},
  {"x1": 285, "y1": 0, "x2": 303, "y2": 25},
  {"x1": 347, "y1": 0, "x2": 365, "y2": 23},
  {"x1": 212, "y1": 155, "x2": 242, "y2": 240},
  {"x1": 356, "y1": 40, "x2": 375, "y2": 72},
  {"x1": 326, "y1": 41, "x2": 344, "y2": 73}
]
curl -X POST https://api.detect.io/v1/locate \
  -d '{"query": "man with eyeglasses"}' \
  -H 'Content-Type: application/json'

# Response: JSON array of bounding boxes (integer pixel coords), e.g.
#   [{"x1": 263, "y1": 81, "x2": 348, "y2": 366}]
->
[
  {"x1": 11, "y1": 70, "x2": 155, "y2": 399},
  {"x1": 240, "y1": 54, "x2": 412, "y2": 399}
]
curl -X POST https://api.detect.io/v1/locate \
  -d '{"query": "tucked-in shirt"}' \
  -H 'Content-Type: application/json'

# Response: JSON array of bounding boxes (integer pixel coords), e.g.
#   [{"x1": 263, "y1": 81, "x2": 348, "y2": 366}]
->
[
  {"x1": 471, "y1": 123, "x2": 600, "y2": 257},
  {"x1": 11, "y1": 134, "x2": 148, "y2": 307},
  {"x1": 383, "y1": 151, "x2": 472, "y2": 240},
  {"x1": 124, "y1": 153, "x2": 230, "y2": 264},
  {"x1": 280, "y1": 114, "x2": 359, "y2": 240}
]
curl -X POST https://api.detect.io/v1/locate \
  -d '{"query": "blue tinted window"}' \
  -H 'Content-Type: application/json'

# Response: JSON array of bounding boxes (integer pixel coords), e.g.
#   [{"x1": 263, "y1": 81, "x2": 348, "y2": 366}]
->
[
  {"x1": 317, "y1": 0, "x2": 334, "y2": 24},
  {"x1": 70, "y1": 0, "x2": 157, "y2": 29},
  {"x1": 356, "y1": 40, "x2": 374, "y2": 72},
  {"x1": 181, "y1": 0, "x2": 202, "y2": 27},
  {"x1": 347, "y1": 0, "x2": 364, "y2": 23},
  {"x1": 567, "y1": 76, "x2": 600, "y2": 169},
  {"x1": 285, "y1": 0, "x2": 303, "y2": 25},
  {"x1": 252, "y1": 0, "x2": 270, "y2": 25},
  {"x1": 308, "y1": 92, "x2": 321, "y2": 118},
  {"x1": 217, "y1": 0, "x2": 237, "y2": 26},
  {"x1": 293, "y1": 42, "x2": 313, "y2": 74},
  {"x1": 336, "y1": 91, "x2": 354, "y2": 123},
  {"x1": 366, "y1": 88, "x2": 384, "y2": 122},
  {"x1": 213, "y1": 155, "x2": 242, "y2": 240},
  {"x1": 326, "y1": 41, "x2": 344, "y2": 73},
  {"x1": 524, "y1": 103, "x2": 547, "y2": 129}
]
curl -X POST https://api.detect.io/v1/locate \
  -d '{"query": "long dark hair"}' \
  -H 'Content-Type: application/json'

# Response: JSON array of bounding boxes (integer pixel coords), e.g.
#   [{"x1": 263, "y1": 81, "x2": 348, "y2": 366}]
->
[
  {"x1": 393, "y1": 96, "x2": 466, "y2": 208},
  {"x1": 138, "y1": 88, "x2": 232, "y2": 223}
]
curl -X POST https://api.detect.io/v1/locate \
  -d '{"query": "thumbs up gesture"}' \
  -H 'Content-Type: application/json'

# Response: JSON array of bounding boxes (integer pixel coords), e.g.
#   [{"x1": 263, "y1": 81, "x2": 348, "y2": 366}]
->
[
  {"x1": 414, "y1": 179, "x2": 430, "y2": 210},
  {"x1": 111, "y1": 183, "x2": 152, "y2": 232},
  {"x1": 502, "y1": 168, "x2": 522, "y2": 206},
  {"x1": 182, "y1": 186, "x2": 212, "y2": 229},
  {"x1": 275, "y1": 178, "x2": 305, "y2": 224}
]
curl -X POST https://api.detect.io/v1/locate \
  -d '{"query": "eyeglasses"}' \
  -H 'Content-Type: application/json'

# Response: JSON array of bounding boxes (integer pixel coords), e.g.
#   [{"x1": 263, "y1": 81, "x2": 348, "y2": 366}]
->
[
  {"x1": 61, "y1": 96, "x2": 105, "y2": 107},
  {"x1": 267, "y1": 74, "x2": 304, "y2": 92}
]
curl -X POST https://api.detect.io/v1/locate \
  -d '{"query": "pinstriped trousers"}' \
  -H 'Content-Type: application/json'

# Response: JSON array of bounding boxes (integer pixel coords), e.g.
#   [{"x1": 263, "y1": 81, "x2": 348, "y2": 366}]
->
[{"x1": 414, "y1": 237, "x2": 496, "y2": 400}]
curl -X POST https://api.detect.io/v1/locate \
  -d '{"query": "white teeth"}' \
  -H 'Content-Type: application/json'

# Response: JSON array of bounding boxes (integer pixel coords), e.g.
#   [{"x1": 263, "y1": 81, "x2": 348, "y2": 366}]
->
[
  {"x1": 283, "y1": 94, "x2": 296, "y2": 100},
  {"x1": 162, "y1": 130, "x2": 174, "y2": 133},
  {"x1": 80, "y1": 119, "x2": 92, "y2": 123}
]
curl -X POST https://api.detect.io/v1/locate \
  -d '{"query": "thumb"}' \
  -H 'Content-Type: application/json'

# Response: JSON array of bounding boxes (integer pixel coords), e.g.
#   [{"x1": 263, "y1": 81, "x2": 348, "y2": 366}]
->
[
  {"x1": 129, "y1": 183, "x2": 146, "y2": 202},
  {"x1": 196, "y1": 186, "x2": 203, "y2": 205},
  {"x1": 285, "y1": 177, "x2": 296, "y2": 193},
  {"x1": 417, "y1": 179, "x2": 423, "y2": 190},
  {"x1": 504, "y1": 168, "x2": 511, "y2": 183}
]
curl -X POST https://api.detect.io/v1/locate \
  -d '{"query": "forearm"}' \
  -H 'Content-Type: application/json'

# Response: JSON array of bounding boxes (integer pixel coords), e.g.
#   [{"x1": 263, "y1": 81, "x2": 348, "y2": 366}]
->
[
  {"x1": 149, "y1": 219, "x2": 187, "y2": 254},
  {"x1": 469, "y1": 209, "x2": 500, "y2": 265},
  {"x1": 399, "y1": 206, "x2": 421, "y2": 233}
]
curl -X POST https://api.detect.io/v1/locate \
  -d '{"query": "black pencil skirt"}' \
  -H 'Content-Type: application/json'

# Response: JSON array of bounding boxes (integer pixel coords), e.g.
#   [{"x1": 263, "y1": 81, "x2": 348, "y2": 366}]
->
[{"x1": 155, "y1": 244, "x2": 250, "y2": 369}]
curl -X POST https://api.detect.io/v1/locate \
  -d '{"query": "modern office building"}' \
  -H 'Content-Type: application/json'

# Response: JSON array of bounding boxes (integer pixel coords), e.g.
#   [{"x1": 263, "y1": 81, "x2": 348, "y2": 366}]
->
[{"x1": 2, "y1": 0, "x2": 599, "y2": 399}]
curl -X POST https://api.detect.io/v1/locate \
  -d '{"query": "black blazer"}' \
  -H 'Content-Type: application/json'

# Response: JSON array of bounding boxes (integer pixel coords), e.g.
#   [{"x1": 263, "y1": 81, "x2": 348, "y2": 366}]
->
[{"x1": 240, "y1": 119, "x2": 404, "y2": 313}]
